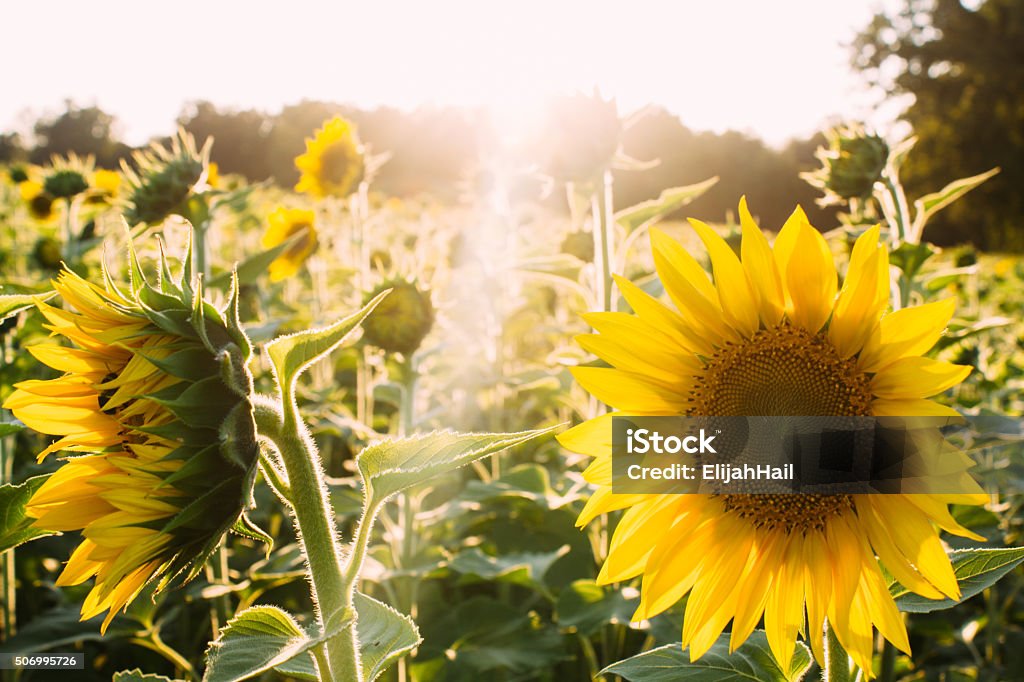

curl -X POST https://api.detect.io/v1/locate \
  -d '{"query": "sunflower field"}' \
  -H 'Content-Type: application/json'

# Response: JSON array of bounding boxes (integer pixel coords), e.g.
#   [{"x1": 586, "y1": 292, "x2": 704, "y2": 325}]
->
[{"x1": 0, "y1": 101, "x2": 1022, "y2": 682}]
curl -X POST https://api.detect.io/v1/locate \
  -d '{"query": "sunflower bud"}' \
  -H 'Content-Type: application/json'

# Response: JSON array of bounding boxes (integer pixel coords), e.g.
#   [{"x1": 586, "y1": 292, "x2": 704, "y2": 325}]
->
[
  {"x1": 9, "y1": 165, "x2": 29, "y2": 184},
  {"x1": 43, "y1": 154, "x2": 94, "y2": 200},
  {"x1": 362, "y1": 279, "x2": 434, "y2": 355},
  {"x1": 3, "y1": 240, "x2": 260, "y2": 632},
  {"x1": 121, "y1": 129, "x2": 208, "y2": 226},
  {"x1": 32, "y1": 236, "x2": 62, "y2": 270},
  {"x1": 294, "y1": 116, "x2": 366, "y2": 199},
  {"x1": 806, "y1": 124, "x2": 888, "y2": 202}
]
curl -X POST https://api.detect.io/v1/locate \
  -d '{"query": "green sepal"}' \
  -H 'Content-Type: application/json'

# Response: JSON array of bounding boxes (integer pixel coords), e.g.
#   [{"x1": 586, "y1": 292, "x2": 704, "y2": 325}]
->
[
  {"x1": 148, "y1": 376, "x2": 238, "y2": 430},
  {"x1": 139, "y1": 346, "x2": 221, "y2": 383},
  {"x1": 157, "y1": 444, "x2": 222, "y2": 491},
  {"x1": 219, "y1": 345, "x2": 255, "y2": 399},
  {"x1": 224, "y1": 271, "x2": 252, "y2": 361},
  {"x1": 133, "y1": 422, "x2": 219, "y2": 446},
  {"x1": 231, "y1": 512, "x2": 273, "y2": 555}
]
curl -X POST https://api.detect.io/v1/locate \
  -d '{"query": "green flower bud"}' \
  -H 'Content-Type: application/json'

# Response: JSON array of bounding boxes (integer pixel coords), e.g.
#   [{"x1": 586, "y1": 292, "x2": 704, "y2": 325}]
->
[{"x1": 362, "y1": 279, "x2": 435, "y2": 356}]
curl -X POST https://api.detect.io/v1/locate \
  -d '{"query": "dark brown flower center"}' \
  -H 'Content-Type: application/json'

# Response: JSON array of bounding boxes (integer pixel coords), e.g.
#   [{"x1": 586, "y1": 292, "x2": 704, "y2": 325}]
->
[{"x1": 687, "y1": 324, "x2": 872, "y2": 532}]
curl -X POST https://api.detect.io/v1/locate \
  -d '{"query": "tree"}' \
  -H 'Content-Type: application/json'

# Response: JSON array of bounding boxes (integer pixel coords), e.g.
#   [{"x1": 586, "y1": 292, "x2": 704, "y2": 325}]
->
[
  {"x1": 853, "y1": 0, "x2": 1024, "y2": 250},
  {"x1": 614, "y1": 107, "x2": 838, "y2": 231},
  {"x1": 178, "y1": 101, "x2": 273, "y2": 180},
  {"x1": 30, "y1": 101, "x2": 129, "y2": 168}
]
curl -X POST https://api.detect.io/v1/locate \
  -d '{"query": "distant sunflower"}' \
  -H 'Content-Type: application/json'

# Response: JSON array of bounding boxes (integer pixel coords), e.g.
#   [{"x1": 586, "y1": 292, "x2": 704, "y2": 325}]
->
[
  {"x1": 262, "y1": 206, "x2": 318, "y2": 281},
  {"x1": 558, "y1": 198, "x2": 985, "y2": 674},
  {"x1": 3, "y1": 253, "x2": 260, "y2": 632},
  {"x1": 91, "y1": 168, "x2": 122, "y2": 197},
  {"x1": 20, "y1": 180, "x2": 56, "y2": 222},
  {"x1": 294, "y1": 116, "x2": 365, "y2": 199}
]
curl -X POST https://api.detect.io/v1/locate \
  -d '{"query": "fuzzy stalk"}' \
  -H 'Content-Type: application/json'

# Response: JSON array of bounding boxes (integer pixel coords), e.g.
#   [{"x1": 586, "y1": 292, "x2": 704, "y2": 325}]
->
[
  {"x1": 823, "y1": 620, "x2": 852, "y2": 682},
  {"x1": 255, "y1": 398, "x2": 358, "y2": 680}
]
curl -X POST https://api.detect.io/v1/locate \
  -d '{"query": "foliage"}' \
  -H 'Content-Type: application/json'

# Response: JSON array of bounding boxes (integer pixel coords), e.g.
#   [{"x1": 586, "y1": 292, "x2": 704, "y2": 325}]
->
[
  {"x1": 0, "y1": 96, "x2": 1020, "y2": 682},
  {"x1": 852, "y1": 0, "x2": 1024, "y2": 250}
]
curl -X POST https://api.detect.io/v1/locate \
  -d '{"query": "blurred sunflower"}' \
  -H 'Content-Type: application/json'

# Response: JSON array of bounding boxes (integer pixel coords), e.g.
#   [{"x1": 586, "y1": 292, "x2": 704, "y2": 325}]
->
[
  {"x1": 121, "y1": 129, "x2": 207, "y2": 226},
  {"x1": 262, "y1": 206, "x2": 318, "y2": 281},
  {"x1": 91, "y1": 168, "x2": 121, "y2": 197},
  {"x1": 2, "y1": 252, "x2": 260, "y2": 632},
  {"x1": 44, "y1": 154, "x2": 93, "y2": 200},
  {"x1": 294, "y1": 116, "x2": 365, "y2": 198},
  {"x1": 19, "y1": 179, "x2": 56, "y2": 222},
  {"x1": 206, "y1": 161, "x2": 220, "y2": 189},
  {"x1": 558, "y1": 198, "x2": 985, "y2": 674}
]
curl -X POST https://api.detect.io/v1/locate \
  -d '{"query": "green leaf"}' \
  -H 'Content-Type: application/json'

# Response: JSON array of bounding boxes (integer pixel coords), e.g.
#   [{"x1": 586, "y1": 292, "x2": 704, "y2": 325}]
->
[
  {"x1": 0, "y1": 292, "x2": 52, "y2": 322},
  {"x1": 0, "y1": 421, "x2": 24, "y2": 438},
  {"x1": 614, "y1": 177, "x2": 718, "y2": 232},
  {"x1": 266, "y1": 291, "x2": 389, "y2": 396},
  {"x1": 354, "y1": 592, "x2": 421, "y2": 681},
  {"x1": 891, "y1": 547, "x2": 1024, "y2": 613},
  {"x1": 204, "y1": 605, "x2": 346, "y2": 682},
  {"x1": 273, "y1": 593, "x2": 420, "y2": 682},
  {"x1": 447, "y1": 546, "x2": 569, "y2": 593},
  {"x1": 888, "y1": 241, "x2": 937, "y2": 279},
  {"x1": 0, "y1": 476, "x2": 56, "y2": 553},
  {"x1": 887, "y1": 135, "x2": 917, "y2": 173},
  {"x1": 601, "y1": 631, "x2": 812, "y2": 682},
  {"x1": 0, "y1": 606, "x2": 138, "y2": 654},
  {"x1": 357, "y1": 426, "x2": 559, "y2": 504},
  {"x1": 915, "y1": 167, "x2": 999, "y2": 223},
  {"x1": 113, "y1": 670, "x2": 184, "y2": 682},
  {"x1": 555, "y1": 579, "x2": 638, "y2": 636}
]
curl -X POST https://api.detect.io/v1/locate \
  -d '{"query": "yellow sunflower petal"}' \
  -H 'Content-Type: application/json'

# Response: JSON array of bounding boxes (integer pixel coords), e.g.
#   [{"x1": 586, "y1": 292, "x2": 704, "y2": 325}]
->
[
  {"x1": 830, "y1": 226, "x2": 884, "y2": 358},
  {"x1": 739, "y1": 197, "x2": 785, "y2": 326},
  {"x1": 858, "y1": 298, "x2": 957, "y2": 373},
  {"x1": 783, "y1": 219, "x2": 837, "y2": 333},
  {"x1": 689, "y1": 218, "x2": 760, "y2": 337},
  {"x1": 871, "y1": 357, "x2": 972, "y2": 400}
]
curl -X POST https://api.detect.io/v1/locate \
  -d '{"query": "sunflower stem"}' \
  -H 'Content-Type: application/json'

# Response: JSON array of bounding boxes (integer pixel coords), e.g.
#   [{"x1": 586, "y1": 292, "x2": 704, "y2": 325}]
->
[
  {"x1": 254, "y1": 397, "x2": 359, "y2": 680},
  {"x1": 395, "y1": 359, "x2": 419, "y2": 682},
  {"x1": 0, "y1": 428, "x2": 14, "y2": 643},
  {"x1": 353, "y1": 185, "x2": 375, "y2": 430},
  {"x1": 823, "y1": 620, "x2": 853, "y2": 682},
  {"x1": 878, "y1": 639, "x2": 897, "y2": 682},
  {"x1": 189, "y1": 207, "x2": 233, "y2": 633}
]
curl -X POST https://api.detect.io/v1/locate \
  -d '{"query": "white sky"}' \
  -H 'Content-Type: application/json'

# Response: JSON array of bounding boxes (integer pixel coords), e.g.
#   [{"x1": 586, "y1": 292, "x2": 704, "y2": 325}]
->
[{"x1": 3, "y1": 0, "x2": 896, "y2": 147}]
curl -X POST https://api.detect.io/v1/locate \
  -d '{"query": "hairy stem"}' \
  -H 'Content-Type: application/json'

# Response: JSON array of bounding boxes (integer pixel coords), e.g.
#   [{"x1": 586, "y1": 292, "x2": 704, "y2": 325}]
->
[
  {"x1": 823, "y1": 620, "x2": 852, "y2": 682},
  {"x1": 255, "y1": 398, "x2": 358, "y2": 680}
]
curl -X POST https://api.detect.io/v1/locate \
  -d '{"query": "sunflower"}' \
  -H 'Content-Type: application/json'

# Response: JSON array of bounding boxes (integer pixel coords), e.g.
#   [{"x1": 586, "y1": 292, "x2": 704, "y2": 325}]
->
[
  {"x1": 262, "y1": 206, "x2": 318, "y2": 282},
  {"x1": 2, "y1": 250, "x2": 260, "y2": 632},
  {"x1": 44, "y1": 154, "x2": 93, "y2": 200},
  {"x1": 294, "y1": 116, "x2": 365, "y2": 199},
  {"x1": 121, "y1": 129, "x2": 207, "y2": 226},
  {"x1": 91, "y1": 168, "x2": 122, "y2": 197},
  {"x1": 558, "y1": 198, "x2": 986, "y2": 674}
]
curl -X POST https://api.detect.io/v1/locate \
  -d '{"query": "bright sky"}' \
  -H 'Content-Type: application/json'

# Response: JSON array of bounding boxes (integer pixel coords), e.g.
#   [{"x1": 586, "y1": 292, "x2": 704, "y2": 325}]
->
[{"x1": 4, "y1": 0, "x2": 895, "y2": 147}]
